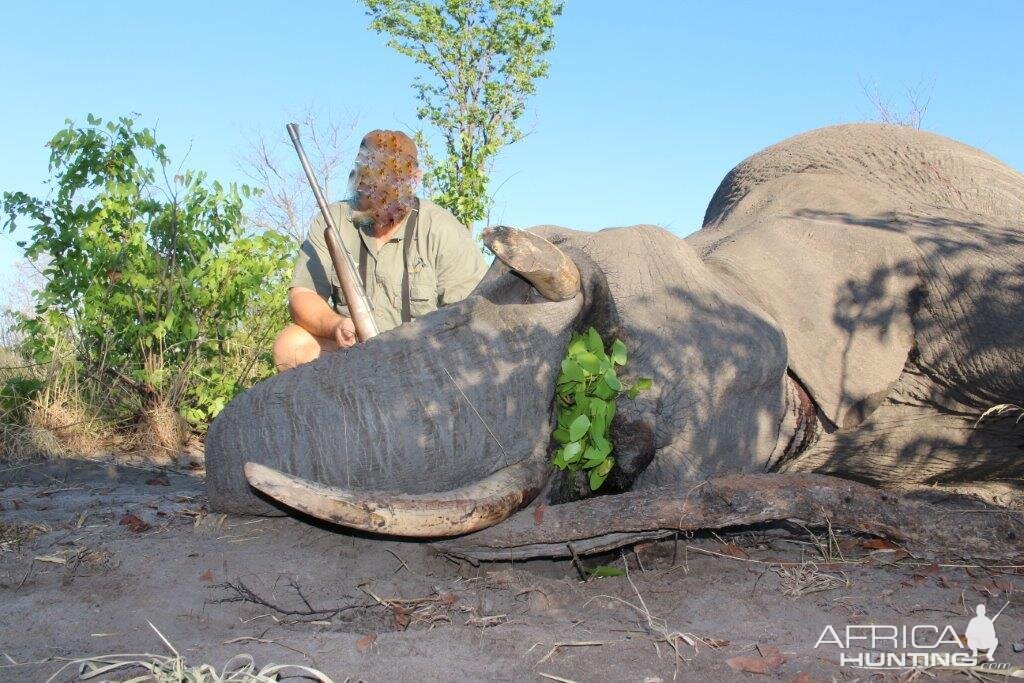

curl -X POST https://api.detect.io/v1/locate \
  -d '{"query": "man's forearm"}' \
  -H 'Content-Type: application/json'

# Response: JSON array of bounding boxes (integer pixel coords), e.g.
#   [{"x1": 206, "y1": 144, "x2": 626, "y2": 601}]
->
[{"x1": 289, "y1": 289, "x2": 346, "y2": 338}]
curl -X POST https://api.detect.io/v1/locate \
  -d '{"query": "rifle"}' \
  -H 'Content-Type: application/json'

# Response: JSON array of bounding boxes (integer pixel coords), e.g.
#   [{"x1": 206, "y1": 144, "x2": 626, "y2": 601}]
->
[{"x1": 286, "y1": 123, "x2": 379, "y2": 342}]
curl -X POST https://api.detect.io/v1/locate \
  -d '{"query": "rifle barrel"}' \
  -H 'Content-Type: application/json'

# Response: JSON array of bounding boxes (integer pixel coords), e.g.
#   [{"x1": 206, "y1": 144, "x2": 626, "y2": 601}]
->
[{"x1": 286, "y1": 123, "x2": 379, "y2": 342}]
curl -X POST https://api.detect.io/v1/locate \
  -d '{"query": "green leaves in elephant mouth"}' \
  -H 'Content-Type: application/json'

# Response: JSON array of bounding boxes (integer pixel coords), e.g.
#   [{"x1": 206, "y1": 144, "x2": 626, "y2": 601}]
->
[{"x1": 550, "y1": 327, "x2": 652, "y2": 490}]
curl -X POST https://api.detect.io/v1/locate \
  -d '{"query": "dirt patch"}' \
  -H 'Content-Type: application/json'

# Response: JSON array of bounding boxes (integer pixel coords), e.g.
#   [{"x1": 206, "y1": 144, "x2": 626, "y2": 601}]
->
[{"x1": 2, "y1": 458, "x2": 1024, "y2": 681}]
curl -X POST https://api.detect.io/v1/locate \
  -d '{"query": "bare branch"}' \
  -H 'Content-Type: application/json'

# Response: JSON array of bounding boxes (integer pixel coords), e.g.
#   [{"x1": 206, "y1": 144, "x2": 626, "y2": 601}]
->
[
  {"x1": 212, "y1": 578, "x2": 374, "y2": 622},
  {"x1": 860, "y1": 76, "x2": 934, "y2": 129},
  {"x1": 236, "y1": 105, "x2": 359, "y2": 242}
]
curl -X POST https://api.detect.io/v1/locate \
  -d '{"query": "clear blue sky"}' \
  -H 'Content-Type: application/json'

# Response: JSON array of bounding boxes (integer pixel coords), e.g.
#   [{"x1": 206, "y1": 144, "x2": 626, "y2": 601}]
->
[{"x1": 2, "y1": 1, "x2": 1022, "y2": 290}]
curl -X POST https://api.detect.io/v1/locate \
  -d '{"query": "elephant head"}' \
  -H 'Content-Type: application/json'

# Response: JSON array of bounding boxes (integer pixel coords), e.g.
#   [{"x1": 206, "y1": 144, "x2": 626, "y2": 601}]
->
[{"x1": 205, "y1": 223, "x2": 795, "y2": 536}]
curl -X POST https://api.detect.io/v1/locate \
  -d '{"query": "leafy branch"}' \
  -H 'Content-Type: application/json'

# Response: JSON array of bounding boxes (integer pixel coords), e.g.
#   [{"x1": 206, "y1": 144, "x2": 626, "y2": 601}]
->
[{"x1": 551, "y1": 327, "x2": 651, "y2": 490}]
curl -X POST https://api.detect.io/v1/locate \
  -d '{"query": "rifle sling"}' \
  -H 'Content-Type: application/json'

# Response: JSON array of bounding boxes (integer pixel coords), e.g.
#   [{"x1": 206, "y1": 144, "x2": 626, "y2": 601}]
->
[
  {"x1": 350, "y1": 199, "x2": 420, "y2": 324},
  {"x1": 400, "y1": 199, "x2": 420, "y2": 324}
]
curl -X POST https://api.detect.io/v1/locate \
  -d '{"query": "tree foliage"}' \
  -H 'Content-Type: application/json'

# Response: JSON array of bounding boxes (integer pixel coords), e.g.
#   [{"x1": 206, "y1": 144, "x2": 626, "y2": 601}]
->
[
  {"x1": 362, "y1": 0, "x2": 563, "y2": 229},
  {"x1": 1, "y1": 115, "x2": 292, "y2": 428}
]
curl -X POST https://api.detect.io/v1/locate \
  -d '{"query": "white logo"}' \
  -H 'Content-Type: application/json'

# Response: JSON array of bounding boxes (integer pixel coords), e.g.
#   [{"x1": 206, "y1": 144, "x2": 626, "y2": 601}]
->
[{"x1": 965, "y1": 602, "x2": 1004, "y2": 661}]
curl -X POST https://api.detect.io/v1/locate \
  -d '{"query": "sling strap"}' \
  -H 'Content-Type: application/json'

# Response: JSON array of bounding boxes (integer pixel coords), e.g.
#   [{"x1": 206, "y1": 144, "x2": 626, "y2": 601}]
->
[
  {"x1": 358, "y1": 234, "x2": 368, "y2": 293},
  {"x1": 400, "y1": 199, "x2": 420, "y2": 324},
  {"x1": 350, "y1": 199, "x2": 420, "y2": 323}
]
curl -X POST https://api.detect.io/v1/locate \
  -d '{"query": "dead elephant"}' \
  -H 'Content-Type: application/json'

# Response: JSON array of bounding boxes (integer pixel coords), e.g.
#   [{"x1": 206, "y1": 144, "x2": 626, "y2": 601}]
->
[{"x1": 205, "y1": 123, "x2": 1024, "y2": 551}]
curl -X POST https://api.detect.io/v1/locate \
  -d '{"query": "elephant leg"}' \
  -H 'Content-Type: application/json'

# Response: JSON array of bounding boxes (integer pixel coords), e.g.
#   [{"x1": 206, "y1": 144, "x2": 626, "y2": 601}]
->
[{"x1": 779, "y1": 381, "x2": 1024, "y2": 486}]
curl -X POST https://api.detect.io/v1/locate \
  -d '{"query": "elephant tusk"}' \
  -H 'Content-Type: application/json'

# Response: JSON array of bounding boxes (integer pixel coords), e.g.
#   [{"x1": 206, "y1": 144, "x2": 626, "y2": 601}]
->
[
  {"x1": 243, "y1": 456, "x2": 550, "y2": 538},
  {"x1": 482, "y1": 225, "x2": 581, "y2": 301}
]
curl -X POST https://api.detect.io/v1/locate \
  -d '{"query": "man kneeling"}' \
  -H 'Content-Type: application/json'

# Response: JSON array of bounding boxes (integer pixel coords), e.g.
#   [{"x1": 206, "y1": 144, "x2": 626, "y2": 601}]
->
[{"x1": 273, "y1": 130, "x2": 487, "y2": 371}]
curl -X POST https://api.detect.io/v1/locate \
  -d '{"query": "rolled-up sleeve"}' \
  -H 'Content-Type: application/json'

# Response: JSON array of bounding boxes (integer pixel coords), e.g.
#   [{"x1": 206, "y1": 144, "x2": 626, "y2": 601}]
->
[{"x1": 434, "y1": 214, "x2": 488, "y2": 305}]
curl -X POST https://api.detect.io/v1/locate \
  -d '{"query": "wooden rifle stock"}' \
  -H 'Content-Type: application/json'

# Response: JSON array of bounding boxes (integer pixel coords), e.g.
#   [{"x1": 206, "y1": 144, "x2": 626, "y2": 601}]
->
[{"x1": 286, "y1": 123, "x2": 379, "y2": 342}]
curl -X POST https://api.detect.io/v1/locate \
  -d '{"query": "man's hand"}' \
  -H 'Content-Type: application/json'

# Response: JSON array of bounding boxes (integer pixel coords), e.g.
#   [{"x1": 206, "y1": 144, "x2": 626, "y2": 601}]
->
[
  {"x1": 289, "y1": 287, "x2": 359, "y2": 349},
  {"x1": 332, "y1": 317, "x2": 357, "y2": 348}
]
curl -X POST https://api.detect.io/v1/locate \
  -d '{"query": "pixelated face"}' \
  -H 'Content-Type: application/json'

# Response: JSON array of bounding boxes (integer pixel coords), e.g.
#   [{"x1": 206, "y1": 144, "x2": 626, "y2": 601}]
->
[{"x1": 349, "y1": 130, "x2": 420, "y2": 234}]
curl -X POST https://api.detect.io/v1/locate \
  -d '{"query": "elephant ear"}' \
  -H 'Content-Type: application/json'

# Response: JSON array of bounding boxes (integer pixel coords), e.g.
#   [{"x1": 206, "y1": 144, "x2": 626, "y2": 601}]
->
[{"x1": 689, "y1": 173, "x2": 918, "y2": 430}]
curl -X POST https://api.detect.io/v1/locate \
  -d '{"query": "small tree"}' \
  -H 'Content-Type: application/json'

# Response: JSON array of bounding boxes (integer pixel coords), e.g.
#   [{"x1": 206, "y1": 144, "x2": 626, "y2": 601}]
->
[
  {"x1": 1, "y1": 115, "x2": 292, "y2": 431},
  {"x1": 362, "y1": 0, "x2": 563, "y2": 230}
]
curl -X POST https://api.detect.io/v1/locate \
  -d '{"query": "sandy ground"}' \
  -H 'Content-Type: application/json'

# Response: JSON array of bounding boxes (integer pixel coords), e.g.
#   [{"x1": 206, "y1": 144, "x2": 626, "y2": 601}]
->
[{"x1": 2, "y1": 458, "x2": 1024, "y2": 682}]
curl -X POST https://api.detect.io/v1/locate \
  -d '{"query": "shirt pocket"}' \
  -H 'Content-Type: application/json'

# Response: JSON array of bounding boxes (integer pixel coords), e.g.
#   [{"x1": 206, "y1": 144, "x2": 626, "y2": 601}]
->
[{"x1": 407, "y1": 268, "x2": 438, "y2": 319}]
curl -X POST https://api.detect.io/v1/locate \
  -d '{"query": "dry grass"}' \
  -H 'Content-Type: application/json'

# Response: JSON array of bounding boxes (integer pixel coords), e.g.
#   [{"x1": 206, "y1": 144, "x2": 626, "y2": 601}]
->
[
  {"x1": 797, "y1": 515, "x2": 846, "y2": 564},
  {"x1": 1, "y1": 345, "x2": 112, "y2": 463},
  {"x1": 773, "y1": 562, "x2": 850, "y2": 597},
  {"x1": 131, "y1": 400, "x2": 189, "y2": 462},
  {"x1": 26, "y1": 389, "x2": 106, "y2": 454},
  {"x1": 0, "y1": 424, "x2": 66, "y2": 462},
  {"x1": 977, "y1": 403, "x2": 1024, "y2": 427},
  {"x1": 582, "y1": 555, "x2": 714, "y2": 680},
  {"x1": 2, "y1": 391, "x2": 108, "y2": 462},
  {"x1": 0, "y1": 521, "x2": 52, "y2": 552},
  {"x1": 2, "y1": 392, "x2": 192, "y2": 465},
  {"x1": 1, "y1": 336, "x2": 197, "y2": 467},
  {"x1": 37, "y1": 622, "x2": 333, "y2": 682}
]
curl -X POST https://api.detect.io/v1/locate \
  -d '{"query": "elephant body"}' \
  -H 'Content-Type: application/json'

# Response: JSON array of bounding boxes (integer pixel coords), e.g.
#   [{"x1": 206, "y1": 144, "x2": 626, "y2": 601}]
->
[
  {"x1": 206, "y1": 123, "x2": 1024, "y2": 532},
  {"x1": 690, "y1": 123, "x2": 1024, "y2": 485}
]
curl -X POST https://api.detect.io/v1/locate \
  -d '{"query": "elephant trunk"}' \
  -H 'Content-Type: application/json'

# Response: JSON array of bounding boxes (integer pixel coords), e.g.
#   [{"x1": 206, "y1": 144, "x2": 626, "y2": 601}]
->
[{"x1": 206, "y1": 228, "x2": 586, "y2": 537}]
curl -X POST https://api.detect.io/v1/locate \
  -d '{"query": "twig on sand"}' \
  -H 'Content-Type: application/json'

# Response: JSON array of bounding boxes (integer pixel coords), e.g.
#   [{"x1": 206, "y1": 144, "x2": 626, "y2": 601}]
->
[
  {"x1": 773, "y1": 562, "x2": 850, "y2": 596},
  {"x1": 462, "y1": 609, "x2": 508, "y2": 628},
  {"x1": 567, "y1": 542, "x2": 586, "y2": 581},
  {"x1": 582, "y1": 553, "x2": 708, "y2": 680},
  {"x1": 385, "y1": 548, "x2": 413, "y2": 574},
  {"x1": 0, "y1": 462, "x2": 41, "y2": 474},
  {"x1": 538, "y1": 673, "x2": 577, "y2": 683},
  {"x1": 222, "y1": 636, "x2": 310, "y2": 658},
  {"x1": 360, "y1": 584, "x2": 463, "y2": 629},
  {"x1": 535, "y1": 641, "x2": 606, "y2": 665},
  {"x1": 16, "y1": 561, "x2": 34, "y2": 590},
  {"x1": 213, "y1": 579, "x2": 371, "y2": 623}
]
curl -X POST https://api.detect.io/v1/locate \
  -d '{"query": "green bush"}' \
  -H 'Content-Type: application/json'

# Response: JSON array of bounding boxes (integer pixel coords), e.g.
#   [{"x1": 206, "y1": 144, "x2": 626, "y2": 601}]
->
[{"x1": 1, "y1": 115, "x2": 291, "y2": 434}]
